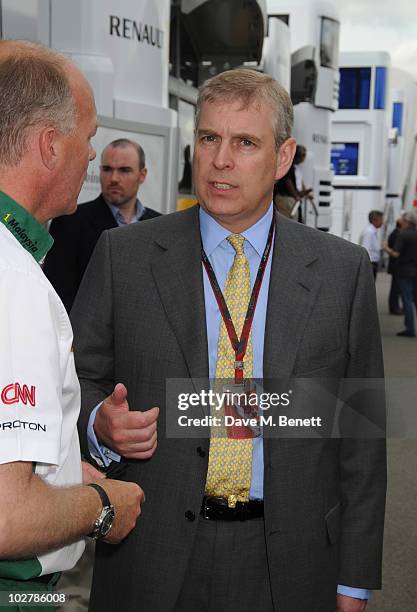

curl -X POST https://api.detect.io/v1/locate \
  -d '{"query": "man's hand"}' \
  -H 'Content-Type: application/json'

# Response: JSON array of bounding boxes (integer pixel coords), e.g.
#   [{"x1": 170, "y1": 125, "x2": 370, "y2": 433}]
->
[
  {"x1": 95, "y1": 478, "x2": 144, "y2": 544},
  {"x1": 82, "y1": 461, "x2": 105, "y2": 484},
  {"x1": 94, "y1": 383, "x2": 159, "y2": 459},
  {"x1": 336, "y1": 594, "x2": 367, "y2": 612}
]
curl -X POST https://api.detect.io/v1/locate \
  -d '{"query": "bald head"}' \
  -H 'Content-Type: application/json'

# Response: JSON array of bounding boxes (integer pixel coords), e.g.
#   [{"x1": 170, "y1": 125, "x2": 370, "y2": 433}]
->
[{"x1": 0, "y1": 40, "x2": 91, "y2": 167}]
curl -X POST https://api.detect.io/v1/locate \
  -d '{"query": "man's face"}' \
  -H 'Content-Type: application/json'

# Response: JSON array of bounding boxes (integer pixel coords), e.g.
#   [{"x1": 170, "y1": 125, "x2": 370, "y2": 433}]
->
[
  {"x1": 100, "y1": 145, "x2": 147, "y2": 207},
  {"x1": 373, "y1": 216, "x2": 384, "y2": 229},
  {"x1": 193, "y1": 98, "x2": 295, "y2": 232}
]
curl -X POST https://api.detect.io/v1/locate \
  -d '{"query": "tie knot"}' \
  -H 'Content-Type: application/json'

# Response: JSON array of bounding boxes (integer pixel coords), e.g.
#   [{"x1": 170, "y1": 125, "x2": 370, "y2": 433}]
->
[{"x1": 227, "y1": 233, "x2": 245, "y2": 256}]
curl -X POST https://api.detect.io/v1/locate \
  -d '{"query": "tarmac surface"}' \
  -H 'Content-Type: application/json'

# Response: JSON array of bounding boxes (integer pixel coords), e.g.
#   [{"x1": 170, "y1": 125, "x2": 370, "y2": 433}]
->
[{"x1": 368, "y1": 271, "x2": 417, "y2": 612}]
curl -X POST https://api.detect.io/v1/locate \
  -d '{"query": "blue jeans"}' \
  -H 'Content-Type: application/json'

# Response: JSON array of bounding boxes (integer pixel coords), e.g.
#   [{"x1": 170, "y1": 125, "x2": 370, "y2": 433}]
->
[{"x1": 398, "y1": 277, "x2": 417, "y2": 335}]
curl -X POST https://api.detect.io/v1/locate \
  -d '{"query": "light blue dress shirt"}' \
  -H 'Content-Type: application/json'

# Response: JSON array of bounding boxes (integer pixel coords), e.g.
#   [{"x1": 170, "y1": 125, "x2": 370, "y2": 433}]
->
[
  {"x1": 106, "y1": 198, "x2": 145, "y2": 226},
  {"x1": 199, "y1": 203, "x2": 273, "y2": 500},
  {"x1": 87, "y1": 201, "x2": 368, "y2": 600}
]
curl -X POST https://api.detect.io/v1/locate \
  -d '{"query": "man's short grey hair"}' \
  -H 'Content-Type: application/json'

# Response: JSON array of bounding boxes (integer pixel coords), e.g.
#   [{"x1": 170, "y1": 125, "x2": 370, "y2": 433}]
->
[
  {"x1": 402, "y1": 210, "x2": 417, "y2": 226},
  {"x1": 103, "y1": 139, "x2": 146, "y2": 170},
  {"x1": 195, "y1": 68, "x2": 293, "y2": 150},
  {"x1": 0, "y1": 40, "x2": 77, "y2": 167}
]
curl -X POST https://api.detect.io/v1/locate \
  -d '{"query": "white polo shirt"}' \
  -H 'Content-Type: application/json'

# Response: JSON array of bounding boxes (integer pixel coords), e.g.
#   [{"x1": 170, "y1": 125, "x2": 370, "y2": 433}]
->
[
  {"x1": 359, "y1": 223, "x2": 381, "y2": 263},
  {"x1": 0, "y1": 195, "x2": 84, "y2": 579}
]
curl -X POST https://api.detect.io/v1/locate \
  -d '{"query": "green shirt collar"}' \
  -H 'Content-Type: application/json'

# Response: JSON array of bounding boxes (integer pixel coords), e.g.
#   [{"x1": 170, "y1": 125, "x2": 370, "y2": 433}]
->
[{"x1": 0, "y1": 191, "x2": 53, "y2": 263}]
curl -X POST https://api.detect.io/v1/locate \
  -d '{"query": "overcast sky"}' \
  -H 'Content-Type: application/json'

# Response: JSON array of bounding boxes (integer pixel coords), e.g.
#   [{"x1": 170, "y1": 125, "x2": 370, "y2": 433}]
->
[{"x1": 338, "y1": 0, "x2": 417, "y2": 78}]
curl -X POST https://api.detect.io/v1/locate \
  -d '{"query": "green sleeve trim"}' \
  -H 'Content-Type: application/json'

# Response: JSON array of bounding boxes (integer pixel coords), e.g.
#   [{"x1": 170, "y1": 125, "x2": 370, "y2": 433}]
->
[{"x1": 0, "y1": 558, "x2": 42, "y2": 581}]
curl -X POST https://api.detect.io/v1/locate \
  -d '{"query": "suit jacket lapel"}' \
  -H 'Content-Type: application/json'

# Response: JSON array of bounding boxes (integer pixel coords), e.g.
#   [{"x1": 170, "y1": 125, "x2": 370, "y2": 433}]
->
[
  {"x1": 151, "y1": 207, "x2": 209, "y2": 385},
  {"x1": 264, "y1": 215, "x2": 322, "y2": 378}
]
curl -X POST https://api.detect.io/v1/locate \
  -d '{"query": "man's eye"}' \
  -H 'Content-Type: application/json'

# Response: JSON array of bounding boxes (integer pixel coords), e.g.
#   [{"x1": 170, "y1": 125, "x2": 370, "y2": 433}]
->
[
  {"x1": 119, "y1": 168, "x2": 131, "y2": 174},
  {"x1": 201, "y1": 134, "x2": 217, "y2": 143},
  {"x1": 101, "y1": 166, "x2": 111, "y2": 172},
  {"x1": 241, "y1": 139, "x2": 254, "y2": 147}
]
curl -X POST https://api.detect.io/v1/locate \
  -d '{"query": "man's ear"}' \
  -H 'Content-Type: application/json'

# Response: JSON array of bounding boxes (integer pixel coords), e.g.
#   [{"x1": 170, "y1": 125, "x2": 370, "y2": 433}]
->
[
  {"x1": 139, "y1": 167, "x2": 148, "y2": 184},
  {"x1": 274, "y1": 138, "x2": 297, "y2": 181},
  {"x1": 38, "y1": 127, "x2": 59, "y2": 170}
]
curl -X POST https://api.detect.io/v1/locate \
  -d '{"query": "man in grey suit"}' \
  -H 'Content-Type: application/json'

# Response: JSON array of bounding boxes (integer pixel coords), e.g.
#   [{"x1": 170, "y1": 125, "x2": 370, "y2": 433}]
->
[{"x1": 72, "y1": 69, "x2": 386, "y2": 612}]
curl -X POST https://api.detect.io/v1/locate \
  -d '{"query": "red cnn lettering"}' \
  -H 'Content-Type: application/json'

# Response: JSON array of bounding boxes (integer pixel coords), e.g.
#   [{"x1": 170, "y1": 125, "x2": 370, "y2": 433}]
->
[
  {"x1": 1, "y1": 383, "x2": 36, "y2": 407},
  {"x1": 17, "y1": 384, "x2": 36, "y2": 406},
  {"x1": 1, "y1": 384, "x2": 16, "y2": 404}
]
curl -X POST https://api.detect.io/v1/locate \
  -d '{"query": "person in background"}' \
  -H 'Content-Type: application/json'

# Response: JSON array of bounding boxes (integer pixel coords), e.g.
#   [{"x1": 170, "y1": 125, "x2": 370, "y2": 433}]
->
[
  {"x1": 178, "y1": 144, "x2": 193, "y2": 193},
  {"x1": 273, "y1": 144, "x2": 312, "y2": 221},
  {"x1": 43, "y1": 138, "x2": 161, "y2": 312},
  {"x1": 359, "y1": 210, "x2": 384, "y2": 279},
  {"x1": 383, "y1": 215, "x2": 405, "y2": 315},
  {"x1": 392, "y1": 210, "x2": 417, "y2": 337}
]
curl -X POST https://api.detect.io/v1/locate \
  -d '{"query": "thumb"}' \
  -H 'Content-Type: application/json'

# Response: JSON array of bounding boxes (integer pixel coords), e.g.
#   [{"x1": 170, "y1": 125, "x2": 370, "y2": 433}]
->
[
  {"x1": 110, "y1": 382, "x2": 128, "y2": 408},
  {"x1": 144, "y1": 406, "x2": 160, "y2": 423}
]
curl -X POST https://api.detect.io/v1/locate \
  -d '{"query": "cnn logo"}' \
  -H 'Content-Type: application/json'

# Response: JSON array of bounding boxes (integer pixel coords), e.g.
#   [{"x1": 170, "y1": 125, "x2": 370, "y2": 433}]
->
[{"x1": 1, "y1": 383, "x2": 36, "y2": 407}]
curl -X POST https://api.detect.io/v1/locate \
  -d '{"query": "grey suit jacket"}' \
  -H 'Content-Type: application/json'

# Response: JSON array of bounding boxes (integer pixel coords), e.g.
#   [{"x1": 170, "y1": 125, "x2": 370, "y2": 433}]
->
[{"x1": 72, "y1": 206, "x2": 386, "y2": 612}]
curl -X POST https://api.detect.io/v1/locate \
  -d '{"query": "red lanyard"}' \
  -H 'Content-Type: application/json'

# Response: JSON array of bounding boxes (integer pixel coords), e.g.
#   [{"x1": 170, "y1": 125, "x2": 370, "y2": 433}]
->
[{"x1": 201, "y1": 215, "x2": 275, "y2": 384}]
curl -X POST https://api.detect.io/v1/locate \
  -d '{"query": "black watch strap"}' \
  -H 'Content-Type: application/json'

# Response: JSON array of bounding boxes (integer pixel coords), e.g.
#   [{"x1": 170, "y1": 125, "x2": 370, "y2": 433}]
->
[{"x1": 87, "y1": 483, "x2": 111, "y2": 508}]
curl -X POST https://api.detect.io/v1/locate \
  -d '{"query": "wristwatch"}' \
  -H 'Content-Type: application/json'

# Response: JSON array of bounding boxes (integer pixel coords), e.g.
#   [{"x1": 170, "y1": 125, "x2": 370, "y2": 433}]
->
[{"x1": 87, "y1": 483, "x2": 115, "y2": 540}]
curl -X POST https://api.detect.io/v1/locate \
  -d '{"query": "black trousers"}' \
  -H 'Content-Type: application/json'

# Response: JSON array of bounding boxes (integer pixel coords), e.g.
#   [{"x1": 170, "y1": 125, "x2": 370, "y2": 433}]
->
[
  {"x1": 174, "y1": 516, "x2": 274, "y2": 612},
  {"x1": 389, "y1": 274, "x2": 402, "y2": 313}
]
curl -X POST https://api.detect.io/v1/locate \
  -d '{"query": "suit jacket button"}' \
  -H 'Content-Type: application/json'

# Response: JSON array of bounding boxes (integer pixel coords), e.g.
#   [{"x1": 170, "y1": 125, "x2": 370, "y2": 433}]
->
[
  {"x1": 185, "y1": 510, "x2": 195, "y2": 522},
  {"x1": 196, "y1": 446, "x2": 205, "y2": 457}
]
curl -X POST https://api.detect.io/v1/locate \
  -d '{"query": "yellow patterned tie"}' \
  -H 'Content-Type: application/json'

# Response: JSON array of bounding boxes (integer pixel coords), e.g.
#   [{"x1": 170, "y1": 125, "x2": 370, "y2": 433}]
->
[{"x1": 205, "y1": 234, "x2": 253, "y2": 507}]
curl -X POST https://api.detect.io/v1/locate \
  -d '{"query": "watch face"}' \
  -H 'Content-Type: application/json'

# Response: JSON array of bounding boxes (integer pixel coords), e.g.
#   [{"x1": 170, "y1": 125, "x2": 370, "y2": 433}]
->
[{"x1": 100, "y1": 508, "x2": 115, "y2": 537}]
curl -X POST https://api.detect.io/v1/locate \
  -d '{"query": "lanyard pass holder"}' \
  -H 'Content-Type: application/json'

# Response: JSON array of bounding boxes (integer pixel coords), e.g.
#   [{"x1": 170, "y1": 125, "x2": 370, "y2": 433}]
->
[{"x1": 234, "y1": 359, "x2": 245, "y2": 384}]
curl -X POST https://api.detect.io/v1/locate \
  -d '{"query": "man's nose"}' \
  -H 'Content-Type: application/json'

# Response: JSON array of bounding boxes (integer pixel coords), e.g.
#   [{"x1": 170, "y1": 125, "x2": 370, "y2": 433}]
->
[
  {"x1": 109, "y1": 170, "x2": 120, "y2": 183},
  {"x1": 212, "y1": 141, "x2": 234, "y2": 170}
]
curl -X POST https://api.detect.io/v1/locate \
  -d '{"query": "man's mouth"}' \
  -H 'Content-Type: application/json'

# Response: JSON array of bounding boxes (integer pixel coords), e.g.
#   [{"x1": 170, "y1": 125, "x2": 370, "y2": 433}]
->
[{"x1": 211, "y1": 182, "x2": 235, "y2": 191}]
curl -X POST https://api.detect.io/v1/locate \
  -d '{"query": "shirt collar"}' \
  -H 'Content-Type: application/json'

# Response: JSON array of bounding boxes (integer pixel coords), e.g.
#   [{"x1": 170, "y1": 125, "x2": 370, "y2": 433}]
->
[
  {"x1": 0, "y1": 191, "x2": 53, "y2": 262},
  {"x1": 199, "y1": 203, "x2": 274, "y2": 257},
  {"x1": 106, "y1": 198, "x2": 144, "y2": 225}
]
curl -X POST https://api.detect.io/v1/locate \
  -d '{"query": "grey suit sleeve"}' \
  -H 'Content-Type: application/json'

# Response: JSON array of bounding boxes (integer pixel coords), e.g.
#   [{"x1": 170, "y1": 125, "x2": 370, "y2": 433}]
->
[
  {"x1": 338, "y1": 249, "x2": 387, "y2": 588},
  {"x1": 71, "y1": 231, "x2": 115, "y2": 458}
]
